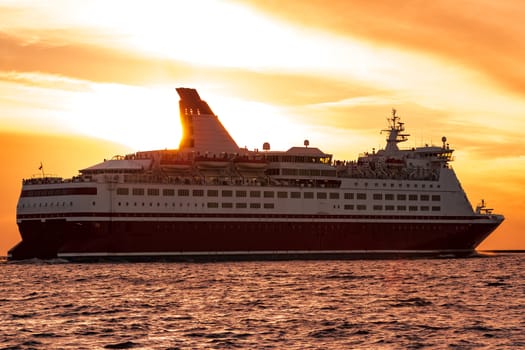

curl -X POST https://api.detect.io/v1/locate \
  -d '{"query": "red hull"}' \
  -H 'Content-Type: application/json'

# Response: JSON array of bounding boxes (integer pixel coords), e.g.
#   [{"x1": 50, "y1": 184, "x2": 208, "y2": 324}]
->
[{"x1": 9, "y1": 216, "x2": 500, "y2": 260}]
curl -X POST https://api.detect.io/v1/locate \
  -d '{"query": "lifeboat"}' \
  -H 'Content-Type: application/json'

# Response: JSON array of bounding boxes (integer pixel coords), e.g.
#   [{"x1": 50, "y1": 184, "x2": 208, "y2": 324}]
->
[
  {"x1": 160, "y1": 159, "x2": 193, "y2": 170},
  {"x1": 386, "y1": 158, "x2": 405, "y2": 167},
  {"x1": 234, "y1": 156, "x2": 268, "y2": 170},
  {"x1": 195, "y1": 155, "x2": 230, "y2": 169}
]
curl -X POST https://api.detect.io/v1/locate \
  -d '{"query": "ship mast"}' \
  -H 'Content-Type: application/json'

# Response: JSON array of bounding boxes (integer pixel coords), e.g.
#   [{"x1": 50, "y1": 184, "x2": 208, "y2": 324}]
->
[{"x1": 382, "y1": 109, "x2": 409, "y2": 154}]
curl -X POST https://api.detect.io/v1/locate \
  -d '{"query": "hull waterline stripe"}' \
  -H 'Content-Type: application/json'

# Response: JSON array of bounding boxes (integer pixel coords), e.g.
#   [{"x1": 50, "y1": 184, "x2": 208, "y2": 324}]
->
[
  {"x1": 57, "y1": 249, "x2": 475, "y2": 258},
  {"x1": 16, "y1": 212, "x2": 501, "y2": 222}
]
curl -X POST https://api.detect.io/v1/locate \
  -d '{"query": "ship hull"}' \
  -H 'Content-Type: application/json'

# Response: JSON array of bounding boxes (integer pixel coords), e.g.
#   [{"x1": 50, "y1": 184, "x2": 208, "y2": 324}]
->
[{"x1": 9, "y1": 216, "x2": 501, "y2": 261}]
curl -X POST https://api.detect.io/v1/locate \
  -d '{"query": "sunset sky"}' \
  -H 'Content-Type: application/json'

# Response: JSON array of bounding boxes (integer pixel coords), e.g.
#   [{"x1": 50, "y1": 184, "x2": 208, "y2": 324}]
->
[{"x1": 1, "y1": 0, "x2": 524, "y2": 255}]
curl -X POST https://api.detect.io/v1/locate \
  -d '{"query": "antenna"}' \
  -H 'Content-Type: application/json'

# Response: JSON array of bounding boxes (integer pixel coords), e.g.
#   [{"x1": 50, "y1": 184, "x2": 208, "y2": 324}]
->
[{"x1": 39, "y1": 162, "x2": 45, "y2": 178}]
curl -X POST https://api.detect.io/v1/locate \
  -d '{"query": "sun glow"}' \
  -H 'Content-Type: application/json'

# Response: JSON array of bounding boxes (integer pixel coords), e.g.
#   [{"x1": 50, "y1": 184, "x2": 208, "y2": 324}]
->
[{"x1": 66, "y1": 84, "x2": 181, "y2": 151}]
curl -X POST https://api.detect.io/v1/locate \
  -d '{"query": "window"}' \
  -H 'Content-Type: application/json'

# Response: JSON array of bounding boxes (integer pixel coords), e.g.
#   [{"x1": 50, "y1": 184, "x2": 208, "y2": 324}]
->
[
  {"x1": 250, "y1": 191, "x2": 261, "y2": 198},
  {"x1": 409, "y1": 206, "x2": 418, "y2": 211},
  {"x1": 264, "y1": 191, "x2": 274, "y2": 198},
  {"x1": 409, "y1": 194, "x2": 418, "y2": 201},
  {"x1": 207, "y1": 202, "x2": 219, "y2": 208},
  {"x1": 264, "y1": 203, "x2": 275, "y2": 209},
  {"x1": 373, "y1": 193, "x2": 382, "y2": 200},
  {"x1": 207, "y1": 190, "x2": 219, "y2": 197},
  {"x1": 304, "y1": 192, "x2": 314, "y2": 199},
  {"x1": 357, "y1": 204, "x2": 366, "y2": 210},
  {"x1": 236, "y1": 190, "x2": 247, "y2": 197},
  {"x1": 116, "y1": 188, "x2": 129, "y2": 195},
  {"x1": 397, "y1": 194, "x2": 406, "y2": 201},
  {"x1": 236, "y1": 203, "x2": 247, "y2": 208},
  {"x1": 193, "y1": 189, "x2": 204, "y2": 197},
  {"x1": 420, "y1": 195, "x2": 429, "y2": 201},
  {"x1": 432, "y1": 195, "x2": 441, "y2": 201},
  {"x1": 277, "y1": 191, "x2": 288, "y2": 198},
  {"x1": 222, "y1": 190, "x2": 233, "y2": 197},
  {"x1": 250, "y1": 203, "x2": 261, "y2": 209},
  {"x1": 344, "y1": 193, "x2": 354, "y2": 200},
  {"x1": 344, "y1": 204, "x2": 354, "y2": 210},
  {"x1": 317, "y1": 192, "x2": 327, "y2": 199},
  {"x1": 291, "y1": 192, "x2": 301, "y2": 199},
  {"x1": 385, "y1": 205, "x2": 395, "y2": 211},
  {"x1": 321, "y1": 170, "x2": 336, "y2": 176},
  {"x1": 147, "y1": 188, "x2": 159, "y2": 196},
  {"x1": 329, "y1": 192, "x2": 339, "y2": 199},
  {"x1": 163, "y1": 189, "x2": 175, "y2": 196},
  {"x1": 421, "y1": 206, "x2": 429, "y2": 211},
  {"x1": 222, "y1": 202, "x2": 233, "y2": 208},
  {"x1": 357, "y1": 193, "x2": 366, "y2": 200},
  {"x1": 385, "y1": 194, "x2": 394, "y2": 200},
  {"x1": 397, "y1": 205, "x2": 406, "y2": 211},
  {"x1": 432, "y1": 206, "x2": 441, "y2": 211},
  {"x1": 132, "y1": 188, "x2": 144, "y2": 196},
  {"x1": 178, "y1": 189, "x2": 189, "y2": 196},
  {"x1": 373, "y1": 205, "x2": 383, "y2": 210}
]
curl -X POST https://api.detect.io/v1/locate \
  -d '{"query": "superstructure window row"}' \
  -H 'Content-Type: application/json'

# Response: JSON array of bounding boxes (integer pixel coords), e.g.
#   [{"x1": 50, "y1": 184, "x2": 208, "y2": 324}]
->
[
  {"x1": 116, "y1": 188, "x2": 441, "y2": 203},
  {"x1": 21, "y1": 187, "x2": 98, "y2": 197},
  {"x1": 278, "y1": 168, "x2": 336, "y2": 177}
]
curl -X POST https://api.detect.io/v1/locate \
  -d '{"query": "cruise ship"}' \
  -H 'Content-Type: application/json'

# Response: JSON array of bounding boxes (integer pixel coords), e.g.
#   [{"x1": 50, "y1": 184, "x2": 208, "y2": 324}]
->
[{"x1": 9, "y1": 88, "x2": 504, "y2": 261}]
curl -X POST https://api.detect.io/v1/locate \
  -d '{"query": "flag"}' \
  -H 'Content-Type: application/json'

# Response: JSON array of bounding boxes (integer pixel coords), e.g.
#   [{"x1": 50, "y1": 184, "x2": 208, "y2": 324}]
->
[{"x1": 38, "y1": 162, "x2": 43, "y2": 170}]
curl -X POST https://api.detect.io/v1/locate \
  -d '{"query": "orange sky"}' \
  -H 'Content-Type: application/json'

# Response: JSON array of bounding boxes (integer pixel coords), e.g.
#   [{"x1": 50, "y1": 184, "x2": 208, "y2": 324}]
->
[{"x1": 0, "y1": 1, "x2": 524, "y2": 255}]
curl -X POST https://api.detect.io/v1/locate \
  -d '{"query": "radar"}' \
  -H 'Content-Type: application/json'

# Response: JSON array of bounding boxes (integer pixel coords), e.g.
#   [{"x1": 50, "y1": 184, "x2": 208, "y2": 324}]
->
[
  {"x1": 441, "y1": 136, "x2": 447, "y2": 149},
  {"x1": 304, "y1": 139, "x2": 309, "y2": 147},
  {"x1": 263, "y1": 142, "x2": 270, "y2": 151}
]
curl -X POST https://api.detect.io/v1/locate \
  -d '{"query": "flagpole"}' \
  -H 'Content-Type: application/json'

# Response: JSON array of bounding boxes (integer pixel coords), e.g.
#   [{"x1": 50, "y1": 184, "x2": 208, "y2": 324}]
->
[{"x1": 39, "y1": 162, "x2": 45, "y2": 178}]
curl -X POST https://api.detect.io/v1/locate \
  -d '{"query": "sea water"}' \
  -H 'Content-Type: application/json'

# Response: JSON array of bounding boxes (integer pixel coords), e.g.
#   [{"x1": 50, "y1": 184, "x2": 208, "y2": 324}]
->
[{"x1": 0, "y1": 254, "x2": 523, "y2": 349}]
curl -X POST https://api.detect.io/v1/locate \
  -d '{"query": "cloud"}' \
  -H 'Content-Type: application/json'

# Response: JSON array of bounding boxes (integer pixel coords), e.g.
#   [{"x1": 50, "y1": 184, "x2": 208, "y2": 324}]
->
[
  {"x1": 0, "y1": 71, "x2": 93, "y2": 92},
  {"x1": 0, "y1": 30, "x2": 181, "y2": 85},
  {"x1": 1, "y1": 30, "x2": 388, "y2": 107},
  {"x1": 240, "y1": 0, "x2": 525, "y2": 96}
]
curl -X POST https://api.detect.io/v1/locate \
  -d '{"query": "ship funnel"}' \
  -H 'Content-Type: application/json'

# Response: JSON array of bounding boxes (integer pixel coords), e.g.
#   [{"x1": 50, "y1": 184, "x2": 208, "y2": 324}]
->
[{"x1": 176, "y1": 88, "x2": 239, "y2": 153}]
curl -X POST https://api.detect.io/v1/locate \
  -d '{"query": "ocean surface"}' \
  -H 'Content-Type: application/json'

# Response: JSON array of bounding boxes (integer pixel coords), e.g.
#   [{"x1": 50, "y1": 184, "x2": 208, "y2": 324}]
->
[{"x1": 0, "y1": 254, "x2": 523, "y2": 349}]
